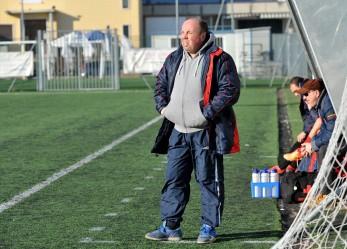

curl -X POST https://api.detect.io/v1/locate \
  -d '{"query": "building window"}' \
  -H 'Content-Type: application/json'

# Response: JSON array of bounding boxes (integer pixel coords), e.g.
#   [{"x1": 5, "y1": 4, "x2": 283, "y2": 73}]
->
[
  {"x1": 122, "y1": 0, "x2": 129, "y2": 8},
  {"x1": 214, "y1": 37, "x2": 223, "y2": 48},
  {"x1": 238, "y1": 19, "x2": 283, "y2": 33},
  {"x1": 169, "y1": 37, "x2": 222, "y2": 48},
  {"x1": 170, "y1": 38, "x2": 180, "y2": 48},
  {"x1": 24, "y1": 19, "x2": 46, "y2": 40},
  {"x1": 0, "y1": 25, "x2": 13, "y2": 41},
  {"x1": 123, "y1": 25, "x2": 130, "y2": 38}
]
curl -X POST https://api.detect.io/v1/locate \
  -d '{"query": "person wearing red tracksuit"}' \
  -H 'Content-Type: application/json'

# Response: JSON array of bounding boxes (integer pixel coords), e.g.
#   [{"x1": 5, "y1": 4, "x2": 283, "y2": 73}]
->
[{"x1": 146, "y1": 17, "x2": 240, "y2": 244}]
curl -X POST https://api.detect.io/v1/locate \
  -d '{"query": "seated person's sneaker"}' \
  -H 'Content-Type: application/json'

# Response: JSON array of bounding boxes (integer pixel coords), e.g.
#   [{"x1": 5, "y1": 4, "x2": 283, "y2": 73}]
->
[
  {"x1": 307, "y1": 194, "x2": 328, "y2": 208},
  {"x1": 283, "y1": 149, "x2": 303, "y2": 161},
  {"x1": 197, "y1": 224, "x2": 216, "y2": 244},
  {"x1": 145, "y1": 221, "x2": 182, "y2": 241}
]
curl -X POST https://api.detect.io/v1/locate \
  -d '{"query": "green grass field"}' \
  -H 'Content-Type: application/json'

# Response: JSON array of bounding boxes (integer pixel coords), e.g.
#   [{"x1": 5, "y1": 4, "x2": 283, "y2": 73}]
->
[{"x1": 0, "y1": 78, "x2": 299, "y2": 248}]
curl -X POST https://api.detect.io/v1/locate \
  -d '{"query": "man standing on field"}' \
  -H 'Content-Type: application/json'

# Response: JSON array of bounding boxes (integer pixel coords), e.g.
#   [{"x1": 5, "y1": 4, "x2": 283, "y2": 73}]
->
[{"x1": 146, "y1": 17, "x2": 240, "y2": 244}]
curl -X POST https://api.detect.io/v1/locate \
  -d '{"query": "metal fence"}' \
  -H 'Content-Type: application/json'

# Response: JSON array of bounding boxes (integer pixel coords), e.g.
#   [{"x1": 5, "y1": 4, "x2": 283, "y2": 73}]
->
[
  {"x1": 36, "y1": 29, "x2": 120, "y2": 91},
  {"x1": 1, "y1": 28, "x2": 310, "y2": 92}
]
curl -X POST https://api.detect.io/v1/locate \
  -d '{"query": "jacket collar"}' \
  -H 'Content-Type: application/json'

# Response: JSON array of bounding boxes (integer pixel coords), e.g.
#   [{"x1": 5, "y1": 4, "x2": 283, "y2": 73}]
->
[{"x1": 316, "y1": 88, "x2": 327, "y2": 110}]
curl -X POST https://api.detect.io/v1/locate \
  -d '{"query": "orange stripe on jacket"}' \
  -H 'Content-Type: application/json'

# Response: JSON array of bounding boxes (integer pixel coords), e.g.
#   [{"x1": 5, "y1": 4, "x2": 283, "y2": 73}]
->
[
  {"x1": 203, "y1": 48, "x2": 240, "y2": 154},
  {"x1": 230, "y1": 121, "x2": 240, "y2": 153},
  {"x1": 203, "y1": 48, "x2": 223, "y2": 106},
  {"x1": 308, "y1": 152, "x2": 317, "y2": 173}
]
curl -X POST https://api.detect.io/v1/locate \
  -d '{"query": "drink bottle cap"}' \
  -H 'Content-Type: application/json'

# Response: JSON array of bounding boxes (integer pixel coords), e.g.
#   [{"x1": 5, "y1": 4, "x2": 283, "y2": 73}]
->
[
  {"x1": 271, "y1": 169, "x2": 277, "y2": 173},
  {"x1": 253, "y1": 168, "x2": 259, "y2": 173}
]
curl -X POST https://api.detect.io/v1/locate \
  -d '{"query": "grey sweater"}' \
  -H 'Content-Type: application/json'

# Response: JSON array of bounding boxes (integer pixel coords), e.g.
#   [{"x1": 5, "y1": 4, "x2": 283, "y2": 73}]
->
[{"x1": 163, "y1": 33, "x2": 216, "y2": 133}]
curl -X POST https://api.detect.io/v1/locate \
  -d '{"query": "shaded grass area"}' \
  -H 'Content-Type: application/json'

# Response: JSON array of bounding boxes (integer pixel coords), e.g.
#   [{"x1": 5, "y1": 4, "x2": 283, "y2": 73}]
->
[{"x1": 0, "y1": 79, "x2": 285, "y2": 248}]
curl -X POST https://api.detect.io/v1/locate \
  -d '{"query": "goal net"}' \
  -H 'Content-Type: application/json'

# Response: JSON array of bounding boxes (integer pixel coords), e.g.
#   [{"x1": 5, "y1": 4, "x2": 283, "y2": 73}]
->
[{"x1": 272, "y1": 80, "x2": 347, "y2": 248}]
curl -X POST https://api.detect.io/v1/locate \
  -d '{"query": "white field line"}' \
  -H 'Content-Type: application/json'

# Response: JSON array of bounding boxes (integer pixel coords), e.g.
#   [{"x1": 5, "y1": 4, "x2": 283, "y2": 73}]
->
[
  {"x1": 121, "y1": 198, "x2": 132, "y2": 203},
  {"x1": 162, "y1": 240, "x2": 277, "y2": 244},
  {"x1": 0, "y1": 116, "x2": 163, "y2": 214},
  {"x1": 134, "y1": 187, "x2": 145, "y2": 191},
  {"x1": 89, "y1": 227, "x2": 106, "y2": 232},
  {"x1": 79, "y1": 238, "x2": 277, "y2": 245},
  {"x1": 241, "y1": 240, "x2": 277, "y2": 244},
  {"x1": 79, "y1": 237, "x2": 118, "y2": 244},
  {"x1": 104, "y1": 212, "x2": 118, "y2": 217},
  {"x1": 162, "y1": 240, "x2": 197, "y2": 244}
]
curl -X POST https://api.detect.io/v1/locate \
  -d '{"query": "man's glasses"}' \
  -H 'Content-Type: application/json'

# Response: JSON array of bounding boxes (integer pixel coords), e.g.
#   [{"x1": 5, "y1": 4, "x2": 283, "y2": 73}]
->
[{"x1": 303, "y1": 90, "x2": 315, "y2": 97}]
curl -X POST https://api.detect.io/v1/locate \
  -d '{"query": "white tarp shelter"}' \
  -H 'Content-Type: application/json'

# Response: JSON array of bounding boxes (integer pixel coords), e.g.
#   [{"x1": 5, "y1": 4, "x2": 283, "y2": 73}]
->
[
  {"x1": 49, "y1": 30, "x2": 112, "y2": 79},
  {"x1": 48, "y1": 31, "x2": 94, "y2": 79},
  {"x1": 50, "y1": 31, "x2": 94, "y2": 61}
]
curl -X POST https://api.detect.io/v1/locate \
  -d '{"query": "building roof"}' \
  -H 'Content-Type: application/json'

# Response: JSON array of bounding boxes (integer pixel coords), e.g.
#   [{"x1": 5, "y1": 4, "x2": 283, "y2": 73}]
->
[{"x1": 6, "y1": 8, "x2": 55, "y2": 15}]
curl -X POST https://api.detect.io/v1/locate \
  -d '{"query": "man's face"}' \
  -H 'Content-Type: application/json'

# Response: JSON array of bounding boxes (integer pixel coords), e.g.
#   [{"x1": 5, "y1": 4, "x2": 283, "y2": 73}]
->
[
  {"x1": 290, "y1": 84, "x2": 300, "y2": 97},
  {"x1": 180, "y1": 19, "x2": 206, "y2": 56},
  {"x1": 303, "y1": 90, "x2": 320, "y2": 109}
]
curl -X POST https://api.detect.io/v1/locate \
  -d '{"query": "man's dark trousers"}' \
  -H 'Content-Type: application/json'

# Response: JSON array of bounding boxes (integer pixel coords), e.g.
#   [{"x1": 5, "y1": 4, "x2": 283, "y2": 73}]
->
[{"x1": 160, "y1": 128, "x2": 224, "y2": 228}]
